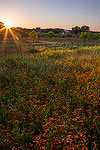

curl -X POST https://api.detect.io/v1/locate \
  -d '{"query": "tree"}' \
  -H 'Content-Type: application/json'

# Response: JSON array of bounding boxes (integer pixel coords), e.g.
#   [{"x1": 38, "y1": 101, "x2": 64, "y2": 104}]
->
[
  {"x1": 38, "y1": 33, "x2": 47, "y2": 39},
  {"x1": 99, "y1": 33, "x2": 100, "y2": 39},
  {"x1": 0, "y1": 22, "x2": 4, "y2": 29},
  {"x1": 92, "y1": 33, "x2": 100, "y2": 40},
  {"x1": 87, "y1": 32, "x2": 100, "y2": 40},
  {"x1": 46, "y1": 31, "x2": 54, "y2": 38},
  {"x1": 72, "y1": 26, "x2": 81, "y2": 34},
  {"x1": 81, "y1": 26, "x2": 90, "y2": 32},
  {"x1": 29, "y1": 30, "x2": 38, "y2": 42},
  {"x1": 79, "y1": 32, "x2": 89, "y2": 43}
]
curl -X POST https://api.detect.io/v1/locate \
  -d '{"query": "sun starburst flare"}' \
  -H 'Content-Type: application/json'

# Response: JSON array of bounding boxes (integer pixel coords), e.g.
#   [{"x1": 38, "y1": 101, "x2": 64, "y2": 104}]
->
[
  {"x1": 4, "y1": 22, "x2": 14, "y2": 29},
  {"x1": 0, "y1": 22, "x2": 19, "y2": 50},
  {"x1": 9, "y1": 28, "x2": 19, "y2": 46}
]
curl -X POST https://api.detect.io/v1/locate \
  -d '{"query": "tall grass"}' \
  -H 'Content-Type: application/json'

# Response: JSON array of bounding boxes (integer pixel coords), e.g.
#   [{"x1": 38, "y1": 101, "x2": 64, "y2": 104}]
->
[{"x1": 0, "y1": 47, "x2": 100, "y2": 150}]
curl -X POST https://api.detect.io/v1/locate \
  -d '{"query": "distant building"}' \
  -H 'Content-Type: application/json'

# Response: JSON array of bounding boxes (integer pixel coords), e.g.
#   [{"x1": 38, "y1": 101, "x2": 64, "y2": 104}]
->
[
  {"x1": 60, "y1": 29, "x2": 72, "y2": 35},
  {"x1": 36, "y1": 27, "x2": 41, "y2": 33}
]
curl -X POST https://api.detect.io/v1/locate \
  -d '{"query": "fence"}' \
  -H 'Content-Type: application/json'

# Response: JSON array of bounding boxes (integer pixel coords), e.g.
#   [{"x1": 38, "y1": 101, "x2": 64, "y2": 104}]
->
[{"x1": 0, "y1": 41, "x2": 100, "y2": 58}]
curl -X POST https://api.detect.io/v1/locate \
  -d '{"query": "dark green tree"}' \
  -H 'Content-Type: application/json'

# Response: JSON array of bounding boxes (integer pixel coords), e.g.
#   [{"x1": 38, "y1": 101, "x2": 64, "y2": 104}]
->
[
  {"x1": 72, "y1": 26, "x2": 81, "y2": 34},
  {"x1": 81, "y1": 26, "x2": 90, "y2": 32}
]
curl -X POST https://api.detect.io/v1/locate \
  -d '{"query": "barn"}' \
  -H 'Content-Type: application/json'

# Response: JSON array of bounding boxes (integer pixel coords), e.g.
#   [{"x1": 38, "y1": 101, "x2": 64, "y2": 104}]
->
[{"x1": 60, "y1": 29, "x2": 72, "y2": 35}]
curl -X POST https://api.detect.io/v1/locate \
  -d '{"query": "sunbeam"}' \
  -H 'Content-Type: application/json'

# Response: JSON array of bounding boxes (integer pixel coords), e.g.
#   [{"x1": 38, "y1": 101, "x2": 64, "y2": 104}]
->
[
  {"x1": 0, "y1": 27, "x2": 20, "y2": 55},
  {"x1": 9, "y1": 28, "x2": 19, "y2": 46},
  {"x1": 1, "y1": 28, "x2": 8, "y2": 50},
  {"x1": 4, "y1": 28, "x2": 8, "y2": 41}
]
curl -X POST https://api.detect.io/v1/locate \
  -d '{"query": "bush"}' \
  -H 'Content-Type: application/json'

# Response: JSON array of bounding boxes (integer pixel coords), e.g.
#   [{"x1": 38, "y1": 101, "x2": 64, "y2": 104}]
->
[{"x1": 29, "y1": 30, "x2": 38, "y2": 42}]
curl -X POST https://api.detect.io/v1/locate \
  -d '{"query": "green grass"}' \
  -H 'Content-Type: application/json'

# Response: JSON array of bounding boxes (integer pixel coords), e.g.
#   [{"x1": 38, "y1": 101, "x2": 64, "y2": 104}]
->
[{"x1": 0, "y1": 47, "x2": 100, "y2": 150}]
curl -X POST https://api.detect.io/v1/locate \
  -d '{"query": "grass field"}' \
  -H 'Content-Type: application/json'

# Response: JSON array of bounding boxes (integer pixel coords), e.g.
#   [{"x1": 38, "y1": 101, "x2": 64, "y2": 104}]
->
[
  {"x1": 0, "y1": 43, "x2": 100, "y2": 149},
  {"x1": 0, "y1": 38, "x2": 100, "y2": 57}
]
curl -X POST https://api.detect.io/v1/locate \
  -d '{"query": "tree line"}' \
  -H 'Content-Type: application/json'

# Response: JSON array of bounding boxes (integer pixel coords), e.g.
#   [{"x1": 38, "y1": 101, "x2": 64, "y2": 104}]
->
[
  {"x1": 72, "y1": 25, "x2": 90, "y2": 34},
  {"x1": 0, "y1": 21, "x2": 100, "y2": 43}
]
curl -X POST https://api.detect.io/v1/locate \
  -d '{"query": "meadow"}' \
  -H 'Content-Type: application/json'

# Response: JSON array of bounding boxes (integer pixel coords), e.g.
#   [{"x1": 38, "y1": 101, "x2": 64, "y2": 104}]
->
[{"x1": 0, "y1": 41, "x2": 100, "y2": 149}]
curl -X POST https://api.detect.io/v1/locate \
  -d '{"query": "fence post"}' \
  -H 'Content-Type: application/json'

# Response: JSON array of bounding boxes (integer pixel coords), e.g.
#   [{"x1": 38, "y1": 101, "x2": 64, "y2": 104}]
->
[
  {"x1": 19, "y1": 45, "x2": 23, "y2": 57},
  {"x1": 46, "y1": 44, "x2": 48, "y2": 50},
  {"x1": 5, "y1": 47, "x2": 7, "y2": 56},
  {"x1": 33, "y1": 46, "x2": 34, "y2": 56},
  {"x1": 64, "y1": 41, "x2": 65, "y2": 48},
  {"x1": 55, "y1": 45, "x2": 56, "y2": 50}
]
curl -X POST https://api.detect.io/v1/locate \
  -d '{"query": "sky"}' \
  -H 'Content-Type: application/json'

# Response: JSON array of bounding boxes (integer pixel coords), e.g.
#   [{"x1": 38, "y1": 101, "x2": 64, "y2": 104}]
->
[{"x1": 0, "y1": 0, "x2": 100, "y2": 31}]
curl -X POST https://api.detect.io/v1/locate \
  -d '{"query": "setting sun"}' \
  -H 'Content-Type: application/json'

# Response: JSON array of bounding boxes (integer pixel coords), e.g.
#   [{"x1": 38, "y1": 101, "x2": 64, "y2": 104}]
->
[{"x1": 4, "y1": 22, "x2": 14, "y2": 29}]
